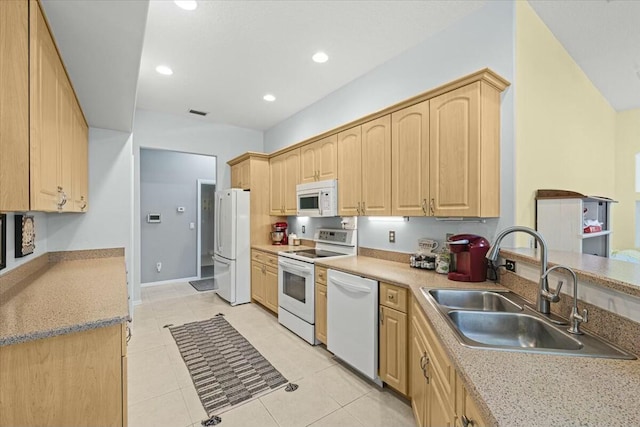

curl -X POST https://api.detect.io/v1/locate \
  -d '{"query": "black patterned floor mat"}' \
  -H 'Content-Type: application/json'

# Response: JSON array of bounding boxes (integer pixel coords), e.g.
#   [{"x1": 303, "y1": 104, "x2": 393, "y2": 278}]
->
[{"x1": 169, "y1": 315, "x2": 288, "y2": 415}]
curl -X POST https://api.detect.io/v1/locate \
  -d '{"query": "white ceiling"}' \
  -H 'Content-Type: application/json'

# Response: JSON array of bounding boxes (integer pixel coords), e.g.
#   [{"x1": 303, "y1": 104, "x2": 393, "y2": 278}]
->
[
  {"x1": 136, "y1": 0, "x2": 485, "y2": 131},
  {"x1": 529, "y1": 0, "x2": 640, "y2": 112},
  {"x1": 42, "y1": 0, "x2": 640, "y2": 133},
  {"x1": 41, "y1": 0, "x2": 149, "y2": 133}
]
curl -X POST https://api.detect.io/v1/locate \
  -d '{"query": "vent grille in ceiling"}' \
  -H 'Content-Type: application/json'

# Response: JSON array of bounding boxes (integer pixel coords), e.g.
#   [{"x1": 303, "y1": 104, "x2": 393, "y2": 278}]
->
[{"x1": 189, "y1": 109, "x2": 208, "y2": 116}]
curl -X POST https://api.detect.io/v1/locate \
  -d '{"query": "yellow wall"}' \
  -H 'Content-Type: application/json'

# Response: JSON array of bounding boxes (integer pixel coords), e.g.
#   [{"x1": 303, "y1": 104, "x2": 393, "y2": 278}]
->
[
  {"x1": 613, "y1": 109, "x2": 640, "y2": 250},
  {"x1": 515, "y1": 1, "x2": 617, "y2": 245}
]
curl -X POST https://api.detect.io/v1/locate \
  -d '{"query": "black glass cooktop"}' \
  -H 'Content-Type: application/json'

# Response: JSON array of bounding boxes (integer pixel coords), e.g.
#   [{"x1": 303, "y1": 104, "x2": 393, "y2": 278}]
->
[{"x1": 282, "y1": 249, "x2": 345, "y2": 259}]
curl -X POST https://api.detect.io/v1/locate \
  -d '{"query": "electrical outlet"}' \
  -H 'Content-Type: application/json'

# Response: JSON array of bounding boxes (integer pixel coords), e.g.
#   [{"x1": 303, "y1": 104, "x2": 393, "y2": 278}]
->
[
  {"x1": 389, "y1": 230, "x2": 396, "y2": 243},
  {"x1": 505, "y1": 259, "x2": 516, "y2": 272},
  {"x1": 156, "y1": 262, "x2": 162, "y2": 273}
]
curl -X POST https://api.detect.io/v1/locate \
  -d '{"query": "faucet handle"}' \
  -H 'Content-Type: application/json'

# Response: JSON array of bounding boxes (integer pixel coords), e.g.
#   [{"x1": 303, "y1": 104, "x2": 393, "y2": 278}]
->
[
  {"x1": 547, "y1": 280, "x2": 564, "y2": 302},
  {"x1": 582, "y1": 308, "x2": 589, "y2": 323}
]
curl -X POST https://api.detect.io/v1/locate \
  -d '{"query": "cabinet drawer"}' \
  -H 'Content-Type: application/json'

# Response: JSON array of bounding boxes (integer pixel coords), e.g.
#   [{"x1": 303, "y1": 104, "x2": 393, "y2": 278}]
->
[
  {"x1": 315, "y1": 266, "x2": 327, "y2": 285},
  {"x1": 252, "y1": 250, "x2": 277, "y2": 266},
  {"x1": 380, "y1": 282, "x2": 408, "y2": 313}
]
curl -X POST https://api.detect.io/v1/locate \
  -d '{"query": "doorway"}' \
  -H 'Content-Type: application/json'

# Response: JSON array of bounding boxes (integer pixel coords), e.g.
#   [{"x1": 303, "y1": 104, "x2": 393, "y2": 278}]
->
[{"x1": 198, "y1": 179, "x2": 216, "y2": 279}]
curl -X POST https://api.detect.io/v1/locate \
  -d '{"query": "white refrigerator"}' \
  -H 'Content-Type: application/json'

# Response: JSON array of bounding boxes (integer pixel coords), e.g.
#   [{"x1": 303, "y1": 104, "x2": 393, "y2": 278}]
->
[{"x1": 213, "y1": 189, "x2": 250, "y2": 305}]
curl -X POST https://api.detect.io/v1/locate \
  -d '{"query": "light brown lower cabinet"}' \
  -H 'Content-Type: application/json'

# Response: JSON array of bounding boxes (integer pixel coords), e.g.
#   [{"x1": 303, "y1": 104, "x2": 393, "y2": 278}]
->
[
  {"x1": 0, "y1": 323, "x2": 127, "y2": 427},
  {"x1": 315, "y1": 266, "x2": 328, "y2": 344},
  {"x1": 409, "y1": 298, "x2": 486, "y2": 427},
  {"x1": 251, "y1": 250, "x2": 278, "y2": 314},
  {"x1": 379, "y1": 282, "x2": 408, "y2": 395}
]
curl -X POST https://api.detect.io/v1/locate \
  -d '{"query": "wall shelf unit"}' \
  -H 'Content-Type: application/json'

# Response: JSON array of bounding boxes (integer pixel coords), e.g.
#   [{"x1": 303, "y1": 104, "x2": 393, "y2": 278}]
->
[{"x1": 535, "y1": 189, "x2": 617, "y2": 258}]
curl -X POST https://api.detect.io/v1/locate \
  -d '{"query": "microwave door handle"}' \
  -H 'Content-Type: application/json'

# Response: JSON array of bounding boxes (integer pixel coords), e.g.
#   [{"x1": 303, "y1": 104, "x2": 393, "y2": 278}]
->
[{"x1": 318, "y1": 190, "x2": 323, "y2": 216}]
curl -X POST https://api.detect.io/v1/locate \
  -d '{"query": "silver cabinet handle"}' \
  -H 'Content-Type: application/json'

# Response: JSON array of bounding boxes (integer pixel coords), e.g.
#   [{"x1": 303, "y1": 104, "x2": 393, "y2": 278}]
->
[
  {"x1": 420, "y1": 352, "x2": 430, "y2": 383},
  {"x1": 429, "y1": 198, "x2": 435, "y2": 215},
  {"x1": 461, "y1": 415, "x2": 474, "y2": 427},
  {"x1": 380, "y1": 307, "x2": 384, "y2": 325},
  {"x1": 362, "y1": 201, "x2": 366, "y2": 215},
  {"x1": 421, "y1": 198, "x2": 427, "y2": 214}
]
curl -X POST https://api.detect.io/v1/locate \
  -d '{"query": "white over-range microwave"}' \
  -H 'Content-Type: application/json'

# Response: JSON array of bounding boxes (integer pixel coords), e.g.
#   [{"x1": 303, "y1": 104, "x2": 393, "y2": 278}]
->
[{"x1": 296, "y1": 179, "x2": 338, "y2": 217}]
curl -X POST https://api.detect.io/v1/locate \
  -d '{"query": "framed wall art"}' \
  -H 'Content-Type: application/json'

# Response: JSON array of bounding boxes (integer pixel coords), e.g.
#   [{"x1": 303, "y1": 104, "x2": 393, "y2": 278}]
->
[
  {"x1": 15, "y1": 214, "x2": 35, "y2": 258},
  {"x1": 0, "y1": 214, "x2": 6, "y2": 270}
]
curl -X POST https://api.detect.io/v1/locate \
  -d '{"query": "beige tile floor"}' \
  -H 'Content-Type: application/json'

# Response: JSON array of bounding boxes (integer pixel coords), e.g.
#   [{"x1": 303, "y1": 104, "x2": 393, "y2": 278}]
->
[{"x1": 128, "y1": 282, "x2": 417, "y2": 427}]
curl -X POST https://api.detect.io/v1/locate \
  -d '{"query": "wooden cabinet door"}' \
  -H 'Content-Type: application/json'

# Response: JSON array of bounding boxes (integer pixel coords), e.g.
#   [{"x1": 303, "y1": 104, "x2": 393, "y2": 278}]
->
[
  {"x1": 299, "y1": 143, "x2": 317, "y2": 184},
  {"x1": 317, "y1": 134, "x2": 337, "y2": 181},
  {"x1": 283, "y1": 149, "x2": 300, "y2": 215},
  {"x1": 391, "y1": 101, "x2": 430, "y2": 216},
  {"x1": 251, "y1": 261, "x2": 265, "y2": 303},
  {"x1": 30, "y1": 2, "x2": 61, "y2": 212},
  {"x1": 239, "y1": 160, "x2": 251, "y2": 190},
  {"x1": 269, "y1": 154, "x2": 284, "y2": 215},
  {"x1": 315, "y1": 283, "x2": 327, "y2": 344},
  {"x1": 361, "y1": 115, "x2": 391, "y2": 216},
  {"x1": 57, "y1": 74, "x2": 74, "y2": 212},
  {"x1": 428, "y1": 377, "x2": 454, "y2": 427},
  {"x1": 0, "y1": 0, "x2": 29, "y2": 211},
  {"x1": 337, "y1": 126, "x2": 362, "y2": 216},
  {"x1": 410, "y1": 317, "x2": 428, "y2": 427},
  {"x1": 72, "y1": 105, "x2": 88, "y2": 212},
  {"x1": 379, "y1": 306, "x2": 407, "y2": 395},
  {"x1": 231, "y1": 163, "x2": 241, "y2": 188},
  {"x1": 264, "y1": 266, "x2": 278, "y2": 313},
  {"x1": 429, "y1": 83, "x2": 480, "y2": 217}
]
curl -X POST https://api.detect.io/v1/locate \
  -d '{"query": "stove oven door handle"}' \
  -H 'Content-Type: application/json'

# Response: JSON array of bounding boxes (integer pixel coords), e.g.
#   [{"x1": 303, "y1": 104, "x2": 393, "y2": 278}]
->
[{"x1": 278, "y1": 260, "x2": 313, "y2": 275}]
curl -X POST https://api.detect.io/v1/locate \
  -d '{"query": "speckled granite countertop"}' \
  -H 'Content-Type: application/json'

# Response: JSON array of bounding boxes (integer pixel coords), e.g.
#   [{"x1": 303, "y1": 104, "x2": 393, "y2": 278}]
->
[
  {"x1": 500, "y1": 248, "x2": 640, "y2": 298},
  {"x1": 317, "y1": 256, "x2": 640, "y2": 427},
  {"x1": 251, "y1": 244, "x2": 314, "y2": 255},
  {"x1": 0, "y1": 254, "x2": 129, "y2": 347}
]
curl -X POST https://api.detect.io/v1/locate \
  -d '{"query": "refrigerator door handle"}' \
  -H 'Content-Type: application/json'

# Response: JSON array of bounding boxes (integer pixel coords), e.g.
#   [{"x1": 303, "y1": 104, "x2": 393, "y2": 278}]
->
[{"x1": 216, "y1": 194, "x2": 223, "y2": 253}]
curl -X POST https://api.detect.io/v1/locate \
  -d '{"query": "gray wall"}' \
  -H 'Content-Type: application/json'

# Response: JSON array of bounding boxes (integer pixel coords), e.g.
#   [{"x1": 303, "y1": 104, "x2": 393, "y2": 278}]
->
[
  {"x1": 140, "y1": 149, "x2": 215, "y2": 283},
  {"x1": 132, "y1": 109, "x2": 263, "y2": 297},
  {"x1": 266, "y1": 1, "x2": 516, "y2": 250}
]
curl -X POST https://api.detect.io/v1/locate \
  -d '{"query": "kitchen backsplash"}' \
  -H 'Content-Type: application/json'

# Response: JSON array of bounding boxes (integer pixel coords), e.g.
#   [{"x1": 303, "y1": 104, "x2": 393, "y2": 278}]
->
[{"x1": 287, "y1": 216, "x2": 501, "y2": 253}]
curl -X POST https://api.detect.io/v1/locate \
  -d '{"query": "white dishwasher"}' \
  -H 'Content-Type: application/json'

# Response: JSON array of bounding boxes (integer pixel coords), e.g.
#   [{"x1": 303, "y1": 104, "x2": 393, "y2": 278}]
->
[{"x1": 327, "y1": 269, "x2": 382, "y2": 386}]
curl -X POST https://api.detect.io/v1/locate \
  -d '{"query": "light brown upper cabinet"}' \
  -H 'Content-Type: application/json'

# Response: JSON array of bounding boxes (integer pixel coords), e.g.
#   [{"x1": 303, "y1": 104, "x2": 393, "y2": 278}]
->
[
  {"x1": 29, "y1": 0, "x2": 89, "y2": 213},
  {"x1": 429, "y1": 82, "x2": 500, "y2": 217},
  {"x1": 270, "y1": 148, "x2": 300, "y2": 215},
  {"x1": 391, "y1": 101, "x2": 430, "y2": 216},
  {"x1": 0, "y1": 0, "x2": 30, "y2": 212},
  {"x1": 300, "y1": 134, "x2": 337, "y2": 184},
  {"x1": 337, "y1": 115, "x2": 391, "y2": 216},
  {"x1": 231, "y1": 159, "x2": 250, "y2": 190},
  {"x1": 392, "y1": 81, "x2": 502, "y2": 218}
]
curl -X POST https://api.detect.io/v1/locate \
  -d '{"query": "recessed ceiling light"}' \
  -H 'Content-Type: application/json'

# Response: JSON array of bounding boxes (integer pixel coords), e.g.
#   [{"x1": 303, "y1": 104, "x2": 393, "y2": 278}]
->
[
  {"x1": 174, "y1": 0, "x2": 197, "y2": 11},
  {"x1": 155, "y1": 65, "x2": 173, "y2": 76},
  {"x1": 312, "y1": 51, "x2": 329, "y2": 63},
  {"x1": 263, "y1": 94, "x2": 276, "y2": 102}
]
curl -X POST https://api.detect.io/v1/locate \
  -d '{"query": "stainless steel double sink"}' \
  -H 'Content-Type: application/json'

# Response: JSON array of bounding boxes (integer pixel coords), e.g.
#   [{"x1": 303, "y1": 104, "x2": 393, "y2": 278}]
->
[{"x1": 422, "y1": 288, "x2": 635, "y2": 359}]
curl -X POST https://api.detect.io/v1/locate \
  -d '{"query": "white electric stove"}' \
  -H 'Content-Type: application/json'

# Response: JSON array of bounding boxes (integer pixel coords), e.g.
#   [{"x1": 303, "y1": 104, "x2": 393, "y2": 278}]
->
[{"x1": 277, "y1": 228, "x2": 356, "y2": 344}]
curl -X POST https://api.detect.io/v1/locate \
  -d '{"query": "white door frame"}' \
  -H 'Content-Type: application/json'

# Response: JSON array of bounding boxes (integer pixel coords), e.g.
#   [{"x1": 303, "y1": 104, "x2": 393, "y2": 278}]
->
[{"x1": 197, "y1": 179, "x2": 216, "y2": 279}]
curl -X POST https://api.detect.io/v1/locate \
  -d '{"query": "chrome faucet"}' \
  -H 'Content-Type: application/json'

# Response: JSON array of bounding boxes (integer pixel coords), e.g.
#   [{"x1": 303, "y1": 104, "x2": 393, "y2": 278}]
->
[
  {"x1": 486, "y1": 226, "x2": 560, "y2": 315},
  {"x1": 543, "y1": 265, "x2": 588, "y2": 334}
]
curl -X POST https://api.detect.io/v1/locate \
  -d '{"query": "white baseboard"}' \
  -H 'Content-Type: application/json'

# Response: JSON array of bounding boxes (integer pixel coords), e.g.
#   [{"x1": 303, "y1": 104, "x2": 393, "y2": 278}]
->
[{"x1": 141, "y1": 276, "x2": 199, "y2": 287}]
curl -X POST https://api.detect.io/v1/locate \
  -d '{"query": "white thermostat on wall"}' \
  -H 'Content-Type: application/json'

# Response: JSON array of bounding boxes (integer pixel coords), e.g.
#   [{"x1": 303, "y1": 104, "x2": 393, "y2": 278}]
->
[
  {"x1": 147, "y1": 213, "x2": 161, "y2": 223},
  {"x1": 177, "y1": 207, "x2": 185, "y2": 213}
]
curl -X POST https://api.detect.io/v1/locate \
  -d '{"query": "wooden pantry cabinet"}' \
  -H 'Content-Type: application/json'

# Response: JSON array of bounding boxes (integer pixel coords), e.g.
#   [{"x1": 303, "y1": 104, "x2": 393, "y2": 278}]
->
[
  {"x1": 0, "y1": 323, "x2": 128, "y2": 427},
  {"x1": 314, "y1": 266, "x2": 328, "y2": 344},
  {"x1": 379, "y1": 282, "x2": 408, "y2": 395},
  {"x1": 337, "y1": 115, "x2": 392, "y2": 216},
  {"x1": 300, "y1": 134, "x2": 338, "y2": 184},
  {"x1": 270, "y1": 148, "x2": 300, "y2": 215},
  {"x1": 250, "y1": 249, "x2": 278, "y2": 313},
  {"x1": 0, "y1": 0, "x2": 89, "y2": 213}
]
